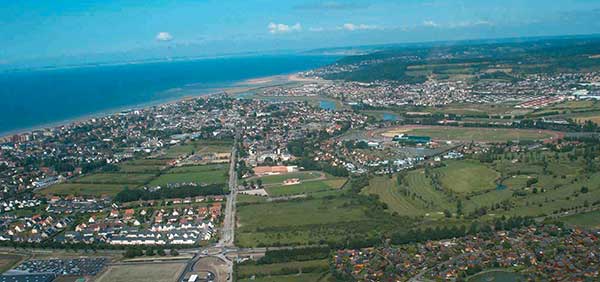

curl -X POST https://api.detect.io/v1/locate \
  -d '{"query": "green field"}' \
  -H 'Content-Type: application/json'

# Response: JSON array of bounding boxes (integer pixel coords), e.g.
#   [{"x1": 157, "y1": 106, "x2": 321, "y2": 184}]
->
[
  {"x1": 238, "y1": 273, "x2": 325, "y2": 282},
  {"x1": 237, "y1": 259, "x2": 328, "y2": 280},
  {"x1": 363, "y1": 147, "x2": 600, "y2": 220},
  {"x1": 236, "y1": 195, "x2": 404, "y2": 247},
  {"x1": 118, "y1": 164, "x2": 164, "y2": 173},
  {"x1": 149, "y1": 167, "x2": 228, "y2": 187},
  {"x1": 265, "y1": 179, "x2": 346, "y2": 197},
  {"x1": 390, "y1": 126, "x2": 558, "y2": 142},
  {"x1": 72, "y1": 173, "x2": 155, "y2": 185},
  {"x1": 41, "y1": 183, "x2": 130, "y2": 196},
  {"x1": 168, "y1": 164, "x2": 228, "y2": 173},
  {"x1": 237, "y1": 194, "x2": 268, "y2": 204},
  {"x1": 437, "y1": 160, "x2": 499, "y2": 193},
  {"x1": 363, "y1": 170, "x2": 455, "y2": 216},
  {"x1": 559, "y1": 210, "x2": 600, "y2": 229}
]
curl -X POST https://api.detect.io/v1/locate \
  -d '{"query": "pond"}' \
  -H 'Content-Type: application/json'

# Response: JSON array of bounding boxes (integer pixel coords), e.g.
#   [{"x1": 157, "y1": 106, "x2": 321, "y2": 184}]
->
[
  {"x1": 383, "y1": 112, "x2": 399, "y2": 121},
  {"x1": 468, "y1": 270, "x2": 526, "y2": 282},
  {"x1": 320, "y1": 100, "x2": 337, "y2": 110}
]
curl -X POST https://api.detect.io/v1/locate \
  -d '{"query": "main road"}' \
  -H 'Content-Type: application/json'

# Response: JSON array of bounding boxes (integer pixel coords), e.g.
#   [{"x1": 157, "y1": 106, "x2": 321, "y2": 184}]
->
[{"x1": 219, "y1": 136, "x2": 238, "y2": 248}]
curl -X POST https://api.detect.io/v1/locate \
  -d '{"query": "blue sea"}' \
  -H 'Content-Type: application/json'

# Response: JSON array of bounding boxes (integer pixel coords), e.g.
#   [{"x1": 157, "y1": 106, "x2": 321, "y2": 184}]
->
[{"x1": 0, "y1": 54, "x2": 336, "y2": 135}]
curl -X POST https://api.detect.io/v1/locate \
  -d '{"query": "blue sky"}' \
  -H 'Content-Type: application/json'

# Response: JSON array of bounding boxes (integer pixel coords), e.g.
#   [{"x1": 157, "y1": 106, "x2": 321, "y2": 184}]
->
[{"x1": 1, "y1": 0, "x2": 600, "y2": 67}]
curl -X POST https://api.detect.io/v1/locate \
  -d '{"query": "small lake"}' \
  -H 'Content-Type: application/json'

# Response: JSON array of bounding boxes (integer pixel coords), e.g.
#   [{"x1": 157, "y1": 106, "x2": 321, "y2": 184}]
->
[
  {"x1": 468, "y1": 270, "x2": 526, "y2": 282},
  {"x1": 383, "y1": 113, "x2": 399, "y2": 121},
  {"x1": 320, "y1": 100, "x2": 337, "y2": 111}
]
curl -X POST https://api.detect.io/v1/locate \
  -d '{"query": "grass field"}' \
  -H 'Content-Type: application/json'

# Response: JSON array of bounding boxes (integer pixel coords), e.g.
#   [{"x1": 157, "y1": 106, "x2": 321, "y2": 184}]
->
[
  {"x1": 238, "y1": 273, "x2": 325, "y2": 282},
  {"x1": 381, "y1": 126, "x2": 558, "y2": 142},
  {"x1": 149, "y1": 168, "x2": 228, "y2": 186},
  {"x1": 118, "y1": 164, "x2": 164, "y2": 173},
  {"x1": 559, "y1": 210, "x2": 600, "y2": 229},
  {"x1": 168, "y1": 164, "x2": 228, "y2": 173},
  {"x1": 265, "y1": 179, "x2": 346, "y2": 197},
  {"x1": 95, "y1": 262, "x2": 186, "y2": 282},
  {"x1": 236, "y1": 196, "x2": 397, "y2": 247},
  {"x1": 72, "y1": 173, "x2": 155, "y2": 185},
  {"x1": 0, "y1": 253, "x2": 24, "y2": 273},
  {"x1": 437, "y1": 160, "x2": 499, "y2": 193},
  {"x1": 40, "y1": 183, "x2": 129, "y2": 197},
  {"x1": 237, "y1": 259, "x2": 328, "y2": 279},
  {"x1": 363, "y1": 170, "x2": 455, "y2": 216}
]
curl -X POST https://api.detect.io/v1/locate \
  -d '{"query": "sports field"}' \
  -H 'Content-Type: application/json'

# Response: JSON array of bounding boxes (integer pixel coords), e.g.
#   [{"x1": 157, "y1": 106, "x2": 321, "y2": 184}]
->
[
  {"x1": 379, "y1": 125, "x2": 560, "y2": 142},
  {"x1": 95, "y1": 262, "x2": 186, "y2": 282}
]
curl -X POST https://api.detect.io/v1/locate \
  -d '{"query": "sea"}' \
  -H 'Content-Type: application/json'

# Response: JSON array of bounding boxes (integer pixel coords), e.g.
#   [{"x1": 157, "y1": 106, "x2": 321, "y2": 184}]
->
[{"x1": 0, "y1": 54, "x2": 337, "y2": 136}]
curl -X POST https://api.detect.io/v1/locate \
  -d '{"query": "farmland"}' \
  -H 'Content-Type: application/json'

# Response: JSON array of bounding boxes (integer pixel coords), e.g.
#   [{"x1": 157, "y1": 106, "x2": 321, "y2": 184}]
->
[{"x1": 40, "y1": 140, "x2": 231, "y2": 197}]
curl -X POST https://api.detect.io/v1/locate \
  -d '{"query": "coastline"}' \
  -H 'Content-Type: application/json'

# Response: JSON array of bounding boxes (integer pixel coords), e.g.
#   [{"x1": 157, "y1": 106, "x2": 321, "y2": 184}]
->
[{"x1": 0, "y1": 73, "x2": 301, "y2": 140}]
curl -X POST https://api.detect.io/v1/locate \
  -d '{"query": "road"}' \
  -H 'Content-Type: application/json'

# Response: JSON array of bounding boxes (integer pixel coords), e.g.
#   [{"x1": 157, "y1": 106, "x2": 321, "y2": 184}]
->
[{"x1": 219, "y1": 140, "x2": 238, "y2": 248}]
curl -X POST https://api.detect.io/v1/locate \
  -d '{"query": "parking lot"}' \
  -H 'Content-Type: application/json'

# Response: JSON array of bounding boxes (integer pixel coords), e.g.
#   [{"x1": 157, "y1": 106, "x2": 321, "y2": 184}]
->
[{"x1": 13, "y1": 258, "x2": 108, "y2": 276}]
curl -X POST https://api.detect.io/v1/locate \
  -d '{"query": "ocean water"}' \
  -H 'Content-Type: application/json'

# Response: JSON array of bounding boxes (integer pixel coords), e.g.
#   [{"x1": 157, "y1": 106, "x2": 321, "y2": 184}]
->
[{"x1": 0, "y1": 54, "x2": 336, "y2": 135}]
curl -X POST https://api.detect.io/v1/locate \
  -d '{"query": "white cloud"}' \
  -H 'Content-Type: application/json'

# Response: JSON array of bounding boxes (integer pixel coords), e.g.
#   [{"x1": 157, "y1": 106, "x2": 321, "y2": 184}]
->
[
  {"x1": 155, "y1": 32, "x2": 173, "y2": 41},
  {"x1": 341, "y1": 23, "x2": 378, "y2": 31},
  {"x1": 422, "y1": 20, "x2": 439, "y2": 28},
  {"x1": 268, "y1": 22, "x2": 302, "y2": 34},
  {"x1": 422, "y1": 19, "x2": 493, "y2": 29}
]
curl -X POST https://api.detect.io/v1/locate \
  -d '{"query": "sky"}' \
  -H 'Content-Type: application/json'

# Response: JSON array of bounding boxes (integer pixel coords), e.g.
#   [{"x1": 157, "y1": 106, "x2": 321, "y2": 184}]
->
[{"x1": 1, "y1": 0, "x2": 600, "y2": 67}]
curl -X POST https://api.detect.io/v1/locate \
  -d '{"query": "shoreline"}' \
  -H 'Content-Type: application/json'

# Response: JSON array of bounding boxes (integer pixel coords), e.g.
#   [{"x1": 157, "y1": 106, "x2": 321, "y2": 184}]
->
[{"x1": 0, "y1": 73, "x2": 303, "y2": 140}]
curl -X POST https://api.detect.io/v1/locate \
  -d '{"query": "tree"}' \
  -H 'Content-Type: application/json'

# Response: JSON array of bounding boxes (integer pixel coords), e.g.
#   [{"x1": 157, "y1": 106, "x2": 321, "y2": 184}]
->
[
  {"x1": 580, "y1": 186, "x2": 589, "y2": 193},
  {"x1": 170, "y1": 249, "x2": 180, "y2": 256},
  {"x1": 157, "y1": 249, "x2": 166, "y2": 256},
  {"x1": 443, "y1": 209, "x2": 452, "y2": 218}
]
